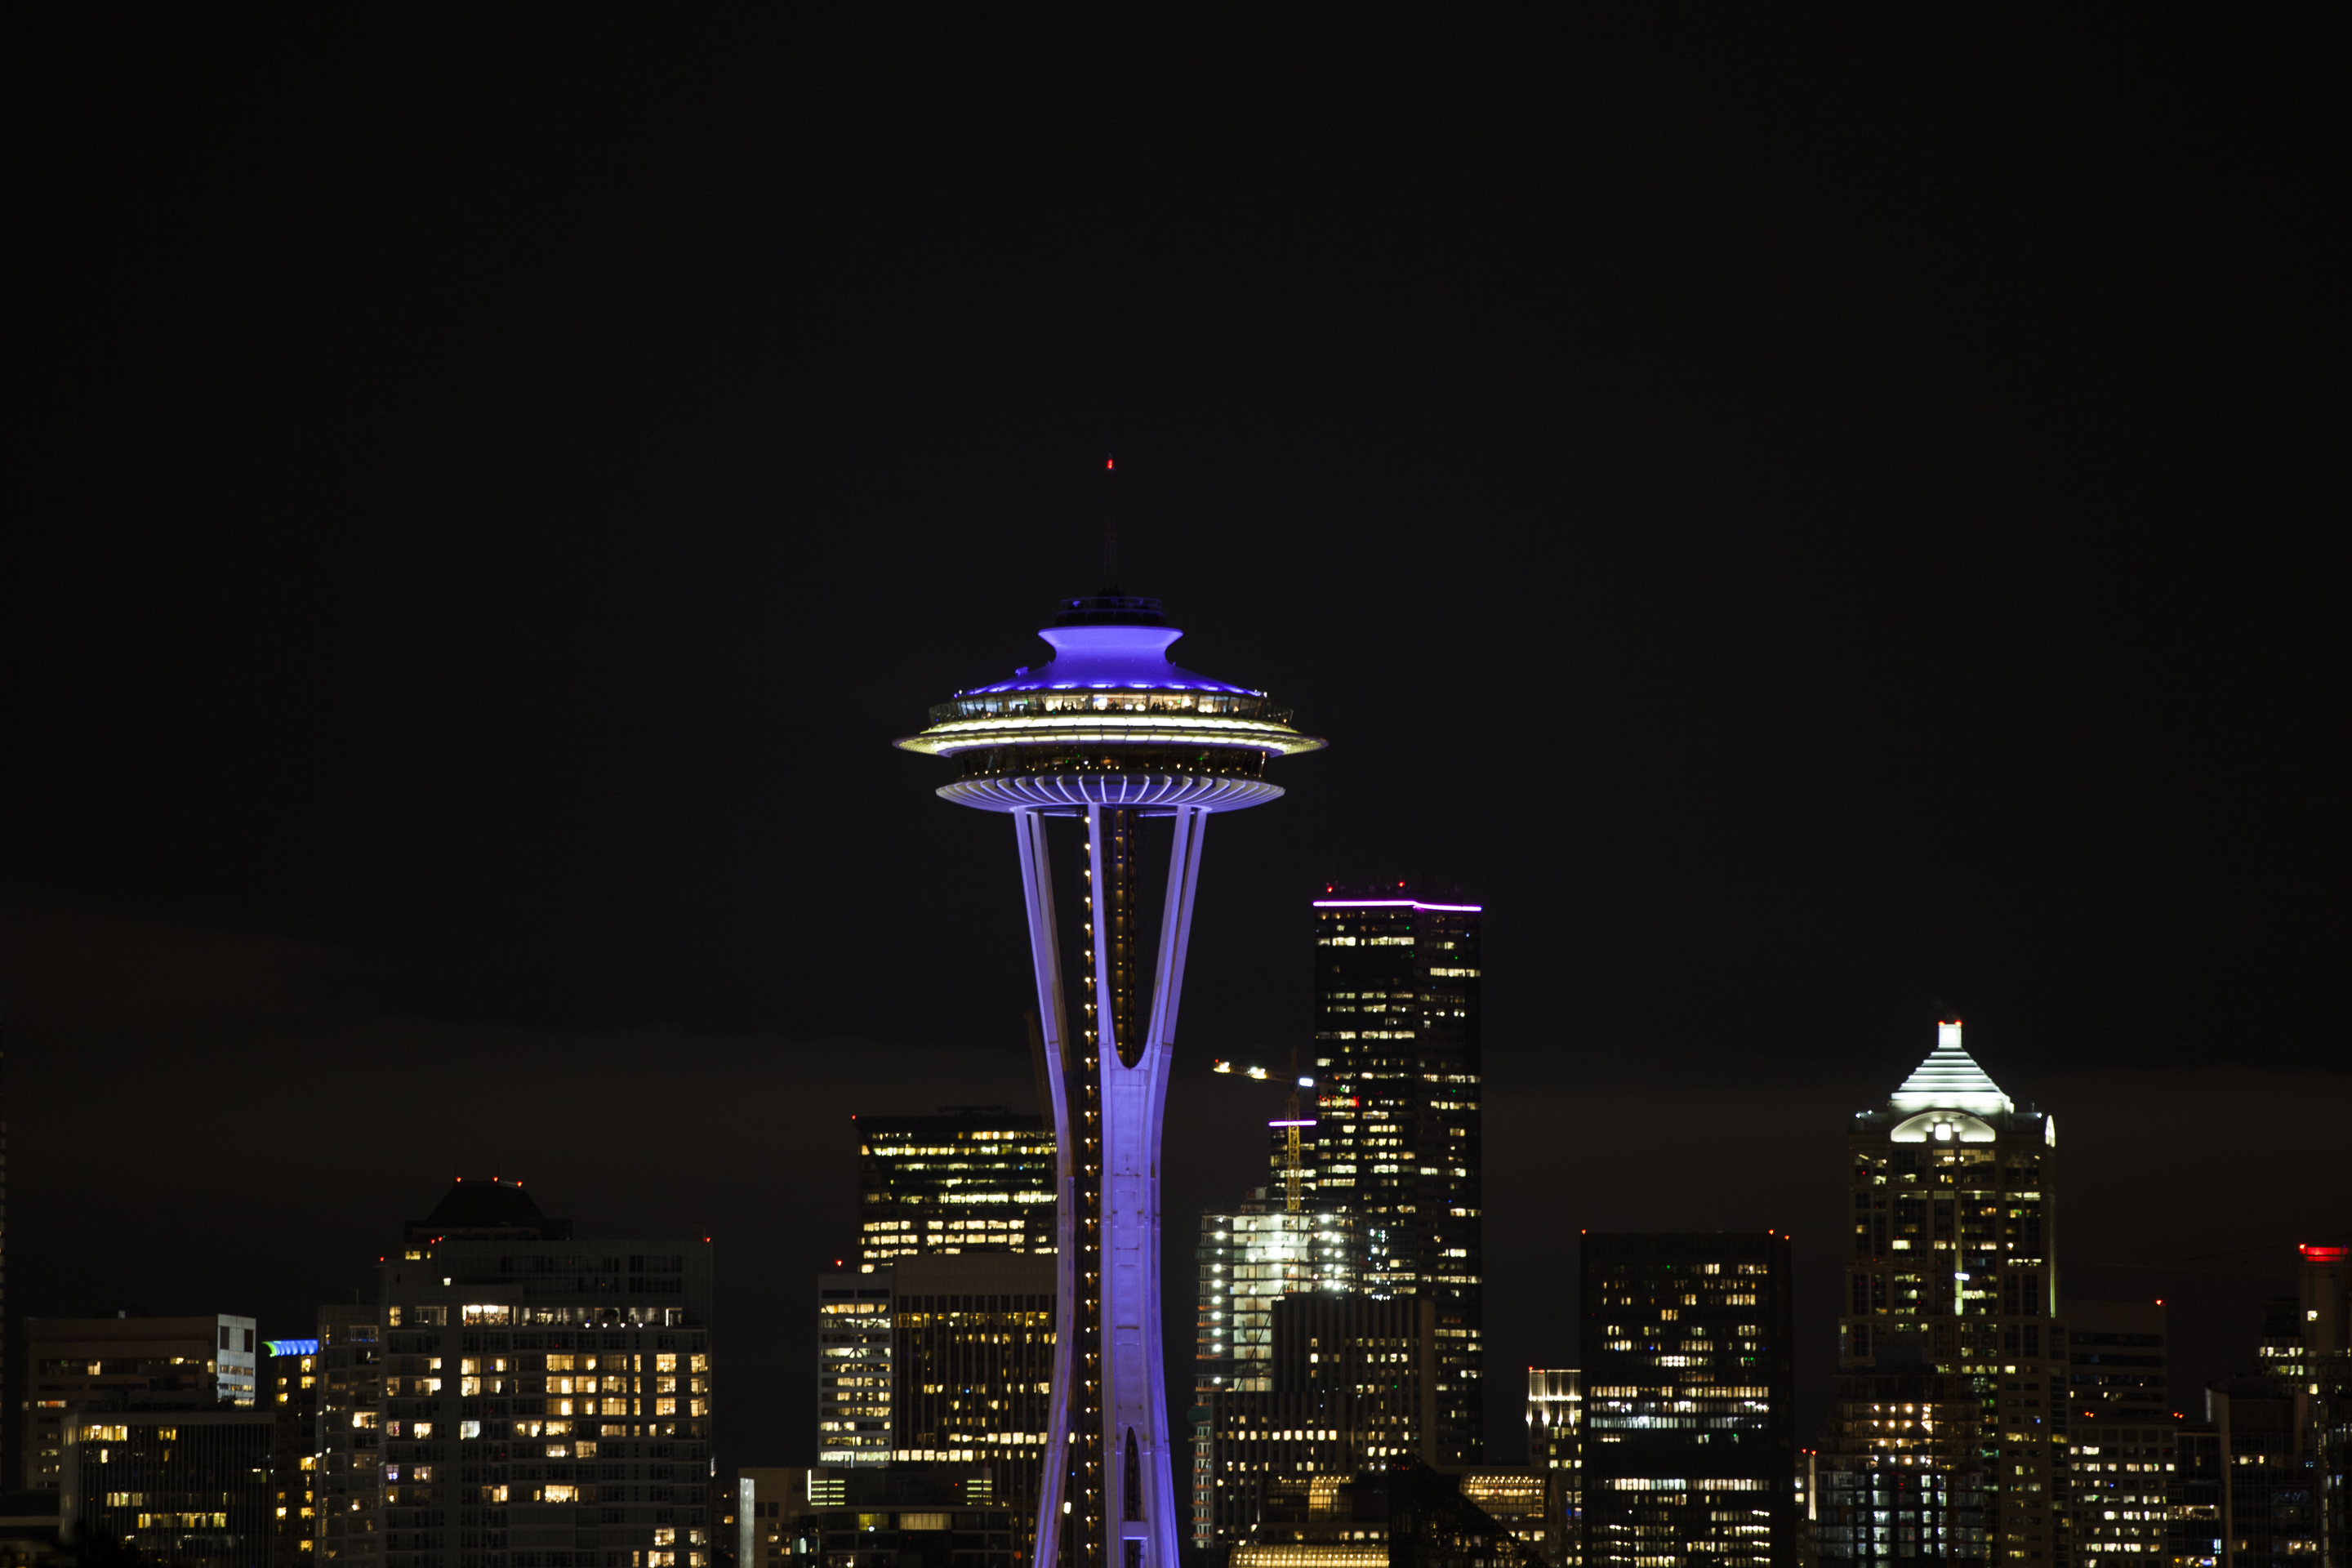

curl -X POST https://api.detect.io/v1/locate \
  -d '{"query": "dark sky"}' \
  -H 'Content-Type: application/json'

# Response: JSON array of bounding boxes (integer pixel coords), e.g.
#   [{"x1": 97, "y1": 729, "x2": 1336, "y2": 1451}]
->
[{"x1": 5, "y1": 12, "x2": 2345, "y2": 1476}]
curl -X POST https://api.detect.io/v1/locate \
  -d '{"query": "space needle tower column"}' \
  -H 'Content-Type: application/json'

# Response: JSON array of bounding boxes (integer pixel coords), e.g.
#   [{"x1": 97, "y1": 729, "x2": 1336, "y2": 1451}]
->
[{"x1": 897, "y1": 549, "x2": 1323, "y2": 1568}]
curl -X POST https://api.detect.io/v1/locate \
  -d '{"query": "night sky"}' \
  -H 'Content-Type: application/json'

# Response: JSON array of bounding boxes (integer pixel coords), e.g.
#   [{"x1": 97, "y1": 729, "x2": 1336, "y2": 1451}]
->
[{"x1": 6, "y1": 13, "x2": 2345, "y2": 1476}]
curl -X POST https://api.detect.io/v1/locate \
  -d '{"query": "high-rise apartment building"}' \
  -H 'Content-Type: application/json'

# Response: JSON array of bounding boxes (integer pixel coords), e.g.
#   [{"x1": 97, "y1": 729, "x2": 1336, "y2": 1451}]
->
[
  {"x1": 815, "y1": 1255, "x2": 1058, "y2": 1517},
  {"x1": 1191, "y1": 1294, "x2": 1439, "y2": 1548},
  {"x1": 1579, "y1": 1232, "x2": 1797, "y2": 1568},
  {"x1": 1310, "y1": 887, "x2": 1484, "y2": 1465},
  {"x1": 1195, "y1": 1194, "x2": 1355, "y2": 1396},
  {"x1": 855, "y1": 1110, "x2": 1058, "y2": 1271},
  {"x1": 1527, "y1": 1370, "x2": 1583, "y2": 1568},
  {"x1": 60, "y1": 1406, "x2": 276, "y2": 1568},
  {"x1": 322, "y1": 1179, "x2": 718, "y2": 1568},
  {"x1": 1820, "y1": 1022, "x2": 2060, "y2": 1568},
  {"x1": 22, "y1": 1315, "x2": 260, "y2": 1490},
  {"x1": 316, "y1": 1305, "x2": 383, "y2": 1568},
  {"x1": 270, "y1": 1338, "x2": 326, "y2": 1568}
]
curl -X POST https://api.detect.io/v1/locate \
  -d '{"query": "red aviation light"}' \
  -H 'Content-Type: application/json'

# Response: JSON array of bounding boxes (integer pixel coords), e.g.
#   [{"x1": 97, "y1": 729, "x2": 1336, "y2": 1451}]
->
[{"x1": 1106, "y1": 455, "x2": 1114, "y2": 470}]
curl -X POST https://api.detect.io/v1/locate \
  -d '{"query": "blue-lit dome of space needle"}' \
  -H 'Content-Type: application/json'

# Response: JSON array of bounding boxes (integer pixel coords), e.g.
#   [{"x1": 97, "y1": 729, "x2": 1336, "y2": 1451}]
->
[
  {"x1": 894, "y1": 593, "x2": 1325, "y2": 811},
  {"x1": 894, "y1": 466, "x2": 1321, "y2": 1568}
]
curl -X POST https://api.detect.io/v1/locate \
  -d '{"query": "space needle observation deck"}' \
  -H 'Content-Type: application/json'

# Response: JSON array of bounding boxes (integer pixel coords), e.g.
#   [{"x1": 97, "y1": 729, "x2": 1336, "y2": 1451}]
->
[{"x1": 896, "y1": 586, "x2": 1322, "y2": 1568}]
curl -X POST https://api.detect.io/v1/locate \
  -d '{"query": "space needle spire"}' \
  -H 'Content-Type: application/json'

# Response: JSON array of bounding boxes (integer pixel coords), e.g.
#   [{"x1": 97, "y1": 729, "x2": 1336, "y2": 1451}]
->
[{"x1": 897, "y1": 475, "x2": 1325, "y2": 1568}]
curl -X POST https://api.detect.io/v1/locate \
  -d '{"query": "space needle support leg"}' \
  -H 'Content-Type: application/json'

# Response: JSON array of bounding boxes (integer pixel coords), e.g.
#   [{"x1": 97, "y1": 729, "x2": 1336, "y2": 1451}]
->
[
  {"x1": 1139, "y1": 807, "x2": 1204, "y2": 1568},
  {"x1": 1096, "y1": 804, "x2": 1207, "y2": 1568},
  {"x1": 1014, "y1": 808, "x2": 1074, "y2": 1568}
]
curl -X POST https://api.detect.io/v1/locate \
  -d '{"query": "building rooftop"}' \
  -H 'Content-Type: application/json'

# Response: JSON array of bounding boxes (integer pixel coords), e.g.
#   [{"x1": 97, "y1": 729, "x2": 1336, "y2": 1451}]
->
[
  {"x1": 1886, "y1": 1022, "x2": 2013, "y2": 1117},
  {"x1": 404, "y1": 1177, "x2": 574, "y2": 1243}
]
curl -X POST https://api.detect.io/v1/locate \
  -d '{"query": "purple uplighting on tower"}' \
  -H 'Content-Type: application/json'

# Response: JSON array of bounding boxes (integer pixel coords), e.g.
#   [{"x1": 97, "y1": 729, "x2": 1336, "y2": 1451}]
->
[{"x1": 898, "y1": 577, "x2": 1323, "y2": 1568}]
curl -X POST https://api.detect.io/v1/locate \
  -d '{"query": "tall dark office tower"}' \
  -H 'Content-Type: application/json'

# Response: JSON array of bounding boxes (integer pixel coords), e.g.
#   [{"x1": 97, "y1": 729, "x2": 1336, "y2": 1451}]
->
[
  {"x1": 2057, "y1": 1301, "x2": 2173, "y2": 1568},
  {"x1": 2298, "y1": 1245, "x2": 2350, "y2": 1568},
  {"x1": 2202, "y1": 1378, "x2": 2316, "y2": 1568},
  {"x1": 1310, "y1": 887, "x2": 1483, "y2": 1464},
  {"x1": 1821, "y1": 1021, "x2": 2059, "y2": 1568},
  {"x1": 814, "y1": 1253, "x2": 1058, "y2": 1519},
  {"x1": 1579, "y1": 1232, "x2": 1797, "y2": 1568},
  {"x1": 342, "y1": 1179, "x2": 718, "y2": 1568},
  {"x1": 855, "y1": 1108, "x2": 1058, "y2": 1270},
  {"x1": 1190, "y1": 1294, "x2": 1439, "y2": 1549}
]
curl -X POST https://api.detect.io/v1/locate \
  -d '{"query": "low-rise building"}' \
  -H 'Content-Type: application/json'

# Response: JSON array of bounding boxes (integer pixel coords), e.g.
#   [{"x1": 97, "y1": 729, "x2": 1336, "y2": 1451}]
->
[
  {"x1": 60, "y1": 1407, "x2": 275, "y2": 1568},
  {"x1": 739, "y1": 1466, "x2": 1017, "y2": 1568},
  {"x1": 23, "y1": 1315, "x2": 259, "y2": 1490}
]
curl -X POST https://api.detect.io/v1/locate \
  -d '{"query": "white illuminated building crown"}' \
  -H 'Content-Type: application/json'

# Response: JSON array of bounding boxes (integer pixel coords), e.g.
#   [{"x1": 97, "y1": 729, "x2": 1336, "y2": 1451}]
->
[{"x1": 1887, "y1": 1021, "x2": 2013, "y2": 1117}]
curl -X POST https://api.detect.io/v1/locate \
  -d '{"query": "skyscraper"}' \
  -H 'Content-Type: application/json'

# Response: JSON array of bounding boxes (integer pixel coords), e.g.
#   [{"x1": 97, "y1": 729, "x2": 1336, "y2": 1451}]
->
[
  {"x1": 1820, "y1": 1020, "x2": 2060, "y2": 1568},
  {"x1": 2057, "y1": 1301, "x2": 2174, "y2": 1568},
  {"x1": 2298, "y1": 1245, "x2": 2350, "y2": 1568},
  {"x1": 855, "y1": 1108, "x2": 1058, "y2": 1270},
  {"x1": 2202, "y1": 1378, "x2": 2316, "y2": 1568},
  {"x1": 1191, "y1": 1293, "x2": 1440, "y2": 1548},
  {"x1": 1579, "y1": 1232, "x2": 1797, "y2": 1568},
  {"x1": 316, "y1": 1304, "x2": 383, "y2": 1568},
  {"x1": 1308, "y1": 889, "x2": 1484, "y2": 1464},
  {"x1": 896, "y1": 558, "x2": 1325, "y2": 1568},
  {"x1": 813, "y1": 1254, "x2": 1058, "y2": 1516}
]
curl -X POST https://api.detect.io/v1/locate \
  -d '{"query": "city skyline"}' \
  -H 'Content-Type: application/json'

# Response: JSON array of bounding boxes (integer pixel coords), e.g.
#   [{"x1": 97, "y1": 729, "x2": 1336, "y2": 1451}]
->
[{"x1": 3, "y1": 11, "x2": 2345, "y2": 1561}]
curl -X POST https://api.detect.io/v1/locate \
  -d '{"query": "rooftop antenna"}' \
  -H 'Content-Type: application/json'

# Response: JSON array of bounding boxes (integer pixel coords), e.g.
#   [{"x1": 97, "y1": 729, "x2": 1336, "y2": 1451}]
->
[{"x1": 1101, "y1": 453, "x2": 1119, "y2": 594}]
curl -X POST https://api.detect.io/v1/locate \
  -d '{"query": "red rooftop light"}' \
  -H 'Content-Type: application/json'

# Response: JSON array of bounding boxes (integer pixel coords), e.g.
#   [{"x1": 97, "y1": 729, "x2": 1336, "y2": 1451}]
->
[{"x1": 2301, "y1": 1245, "x2": 2348, "y2": 1263}]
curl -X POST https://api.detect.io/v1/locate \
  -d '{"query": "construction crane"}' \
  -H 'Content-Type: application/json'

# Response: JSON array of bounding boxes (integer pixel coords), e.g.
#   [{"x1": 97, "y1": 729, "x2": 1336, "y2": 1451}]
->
[{"x1": 1211, "y1": 1049, "x2": 1317, "y2": 1213}]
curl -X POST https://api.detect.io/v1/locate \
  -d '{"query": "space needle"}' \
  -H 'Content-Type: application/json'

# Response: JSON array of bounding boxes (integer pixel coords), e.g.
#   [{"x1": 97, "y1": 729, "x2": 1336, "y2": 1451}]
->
[{"x1": 896, "y1": 468, "x2": 1324, "y2": 1568}]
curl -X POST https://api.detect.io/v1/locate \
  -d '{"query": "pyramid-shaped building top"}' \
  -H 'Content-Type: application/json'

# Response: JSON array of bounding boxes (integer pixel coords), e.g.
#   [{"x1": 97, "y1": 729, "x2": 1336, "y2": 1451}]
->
[{"x1": 1886, "y1": 1022, "x2": 2012, "y2": 1116}]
